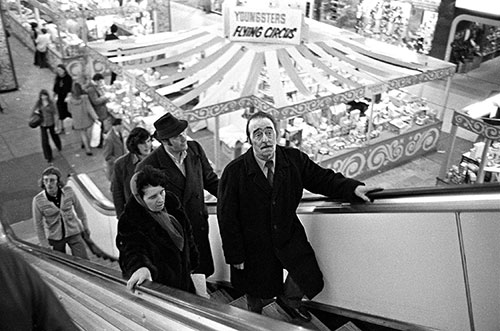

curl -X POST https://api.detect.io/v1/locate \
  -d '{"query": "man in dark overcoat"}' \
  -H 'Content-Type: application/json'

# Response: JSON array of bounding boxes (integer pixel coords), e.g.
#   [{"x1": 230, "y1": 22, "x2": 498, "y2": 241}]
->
[
  {"x1": 136, "y1": 113, "x2": 219, "y2": 296},
  {"x1": 217, "y1": 111, "x2": 378, "y2": 321}
]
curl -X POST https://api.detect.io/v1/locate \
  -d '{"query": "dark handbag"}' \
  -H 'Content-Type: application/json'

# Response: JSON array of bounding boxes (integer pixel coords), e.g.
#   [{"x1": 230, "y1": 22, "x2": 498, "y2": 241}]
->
[{"x1": 29, "y1": 110, "x2": 43, "y2": 128}]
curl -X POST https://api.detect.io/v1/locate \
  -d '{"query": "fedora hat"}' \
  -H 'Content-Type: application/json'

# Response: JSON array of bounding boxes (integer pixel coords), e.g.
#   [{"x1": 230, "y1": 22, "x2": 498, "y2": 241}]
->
[{"x1": 153, "y1": 113, "x2": 188, "y2": 140}]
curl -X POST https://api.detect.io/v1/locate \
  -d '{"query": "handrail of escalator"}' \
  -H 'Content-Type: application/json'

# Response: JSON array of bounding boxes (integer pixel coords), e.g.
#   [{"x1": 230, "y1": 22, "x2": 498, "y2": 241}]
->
[
  {"x1": 0, "y1": 219, "x2": 304, "y2": 331},
  {"x1": 69, "y1": 169, "x2": 500, "y2": 214},
  {"x1": 70, "y1": 173, "x2": 116, "y2": 215}
]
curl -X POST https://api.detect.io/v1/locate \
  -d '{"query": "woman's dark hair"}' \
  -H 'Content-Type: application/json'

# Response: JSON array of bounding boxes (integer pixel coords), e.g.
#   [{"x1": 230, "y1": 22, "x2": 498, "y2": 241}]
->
[
  {"x1": 92, "y1": 73, "x2": 104, "y2": 81},
  {"x1": 135, "y1": 165, "x2": 167, "y2": 198},
  {"x1": 34, "y1": 89, "x2": 54, "y2": 110},
  {"x1": 71, "y1": 82, "x2": 84, "y2": 99},
  {"x1": 56, "y1": 64, "x2": 68, "y2": 76},
  {"x1": 126, "y1": 127, "x2": 151, "y2": 154},
  {"x1": 245, "y1": 111, "x2": 278, "y2": 143}
]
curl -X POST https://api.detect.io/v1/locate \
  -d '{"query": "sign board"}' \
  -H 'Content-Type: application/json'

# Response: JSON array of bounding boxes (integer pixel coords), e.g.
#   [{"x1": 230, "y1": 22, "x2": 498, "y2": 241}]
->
[
  {"x1": 455, "y1": 0, "x2": 500, "y2": 16},
  {"x1": 225, "y1": 6, "x2": 303, "y2": 45}
]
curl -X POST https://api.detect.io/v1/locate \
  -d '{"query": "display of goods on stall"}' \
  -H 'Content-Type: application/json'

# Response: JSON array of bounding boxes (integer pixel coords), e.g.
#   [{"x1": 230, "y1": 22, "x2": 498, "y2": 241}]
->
[
  {"x1": 439, "y1": 111, "x2": 500, "y2": 185},
  {"x1": 87, "y1": 16, "x2": 455, "y2": 177},
  {"x1": 4, "y1": 0, "x2": 169, "y2": 76},
  {"x1": 318, "y1": 0, "x2": 440, "y2": 55}
]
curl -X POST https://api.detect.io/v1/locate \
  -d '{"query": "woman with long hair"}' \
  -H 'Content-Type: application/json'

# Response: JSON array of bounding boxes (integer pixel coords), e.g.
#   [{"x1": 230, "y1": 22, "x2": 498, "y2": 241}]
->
[
  {"x1": 52, "y1": 64, "x2": 73, "y2": 134},
  {"x1": 34, "y1": 89, "x2": 61, "y2": 163},
  {"x1": 66, "y1": 82, "x2": 98, "y2": 156}
]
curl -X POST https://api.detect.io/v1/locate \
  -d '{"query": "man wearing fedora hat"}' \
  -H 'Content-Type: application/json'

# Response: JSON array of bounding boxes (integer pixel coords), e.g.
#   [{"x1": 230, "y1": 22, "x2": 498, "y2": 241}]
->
[{"x1": 136, "y1": 113, "x2": 219, "y2": 296}]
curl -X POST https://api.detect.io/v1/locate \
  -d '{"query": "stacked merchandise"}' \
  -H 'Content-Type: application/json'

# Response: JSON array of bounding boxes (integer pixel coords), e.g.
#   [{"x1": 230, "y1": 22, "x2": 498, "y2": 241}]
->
[
  {"x1": 103, "y1": 77, "x2": 166, "y2": 134},
  {"x1": 283, "y1": 90, "x2": 439, "y2": 161},
  {"x1": 444, "y1": 142, "x2": 500, "y2": 184}
]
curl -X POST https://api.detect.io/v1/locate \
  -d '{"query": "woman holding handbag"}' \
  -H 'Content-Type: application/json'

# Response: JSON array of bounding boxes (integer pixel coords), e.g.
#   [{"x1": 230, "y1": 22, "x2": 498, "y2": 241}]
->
[
  {"x1": 67, "y1": 82, "x2": 99, "y2": 156},
  {"x1": 34, "y1": 89, "x2": 61, "y2": 163}
]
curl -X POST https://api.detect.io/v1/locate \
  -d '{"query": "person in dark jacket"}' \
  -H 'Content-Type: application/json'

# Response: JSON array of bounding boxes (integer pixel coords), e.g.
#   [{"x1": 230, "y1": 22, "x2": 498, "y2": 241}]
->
[
  {"x1": 33, "y1": 89, "x2": 62, "y2": 163},
  {"x1": 136, "y1": 113, "x2": 219, "y2": 297},
  {"x1": 105, "y1": 24, "x2": 119, "y2": 84},
  {"x1": 52, "y1": 64, "x2": 73, "y2": 134},
  {"x1": 112, "y1": 127, "x2": 152, "y2": 218},
  {"x1": 217, "y1": 111, "x2": 380, "y2": 321},
  {"x1": 0, "y1": 244, "x2": 79, "y2": 331},
  {"x1": 86, "y1": 73, "x2": 110, "y2": 147},
  {"x1": 116, "y1": 165, "x2": 199, "y2": 293},
  {"x1": 103, "y1": 117, "x2": 125, "y2": 181}
]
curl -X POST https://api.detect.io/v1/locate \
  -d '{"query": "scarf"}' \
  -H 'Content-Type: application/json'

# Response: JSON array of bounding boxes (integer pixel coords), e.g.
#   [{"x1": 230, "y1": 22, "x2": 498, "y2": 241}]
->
[{"x1": 130, "y1": 172, "x2": 184, "y2": 251}]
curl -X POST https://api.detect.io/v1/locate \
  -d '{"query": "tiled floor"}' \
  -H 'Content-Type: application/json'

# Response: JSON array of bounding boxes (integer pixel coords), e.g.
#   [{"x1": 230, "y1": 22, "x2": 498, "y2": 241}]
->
[{"x1": 0, "y1": 1, "x2": 498, "y2": 225}]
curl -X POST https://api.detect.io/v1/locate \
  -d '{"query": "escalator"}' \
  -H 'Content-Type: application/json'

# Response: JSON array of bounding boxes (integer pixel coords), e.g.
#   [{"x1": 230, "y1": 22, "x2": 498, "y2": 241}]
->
[{"x1": 5, "y1": 175, "x2": 500, "y2": 331}]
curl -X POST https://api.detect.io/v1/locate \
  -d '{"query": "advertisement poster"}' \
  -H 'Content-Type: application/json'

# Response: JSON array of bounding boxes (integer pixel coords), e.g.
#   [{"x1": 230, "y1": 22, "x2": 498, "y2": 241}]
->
[{"x1": 0, "y1": 6, "x2": 17, "y2": 92}]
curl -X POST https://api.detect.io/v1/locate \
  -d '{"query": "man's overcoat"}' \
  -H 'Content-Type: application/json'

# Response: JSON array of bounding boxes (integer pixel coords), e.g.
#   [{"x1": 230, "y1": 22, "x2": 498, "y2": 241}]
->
[
  {"x1": 217, "y1": 146, "x2": 363, "y2": 299},
  {"x1": 136, "y1": 140, "x2": 219, "y2": 276}
]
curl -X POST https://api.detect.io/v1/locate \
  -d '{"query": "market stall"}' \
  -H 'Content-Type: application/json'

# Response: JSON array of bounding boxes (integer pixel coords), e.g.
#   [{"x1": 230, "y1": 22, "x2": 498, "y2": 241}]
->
[
  {"x1": 439, "y1": 111, "x2": 500, "y2": 184},
  {"x1": 88, "y1": 3, "x2": 455, "y2": 177},
  {"x1": 4, "y1": 0, "x2": 170, "y2": 76}
]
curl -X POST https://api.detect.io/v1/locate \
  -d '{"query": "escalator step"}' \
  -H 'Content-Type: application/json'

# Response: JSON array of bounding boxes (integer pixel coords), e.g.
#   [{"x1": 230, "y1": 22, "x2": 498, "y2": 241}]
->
[
  {"x1": 209, "y1": 289, "x2": 234, "y2": 304},
  {"x1": 334, "y1": 321, "x2": 362, "y2": 331},
  {"x1": 229, "y1": 294, "x2": 247, "y2": 309},
  {"x1": 262, "y1": 302, "x2": 293, "y2": 323}
]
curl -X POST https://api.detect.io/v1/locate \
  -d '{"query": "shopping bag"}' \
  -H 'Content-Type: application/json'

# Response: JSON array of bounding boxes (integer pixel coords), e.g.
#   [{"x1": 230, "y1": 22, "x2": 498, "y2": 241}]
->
[
  {"x1": 90, "y1": 121, "x2": 101, "y2": 148},
  {"x1": 29, "y1": 110, "x2": 43, "y2": 128}
]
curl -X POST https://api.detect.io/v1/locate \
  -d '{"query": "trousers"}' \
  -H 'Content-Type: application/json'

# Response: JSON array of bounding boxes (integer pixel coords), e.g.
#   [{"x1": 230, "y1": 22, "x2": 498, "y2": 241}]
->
[
  {"x1": 49, "y1": 233, "x2": 88, "y2": 259},
  {"x1": 40, "y1": 125, "x2": 61, "y2": 162},
  {"x1": 246, "y1": 274, "x2": 304, "y2": 313}
]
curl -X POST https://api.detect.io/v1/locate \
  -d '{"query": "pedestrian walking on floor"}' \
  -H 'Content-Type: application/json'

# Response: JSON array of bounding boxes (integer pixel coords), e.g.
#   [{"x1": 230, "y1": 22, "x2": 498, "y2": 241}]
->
[
  {"x1": 29, "y1": 22, "x2": 39, "y2": 66},
  {"x1": 111, "y1": 127, "x2": 153, "y2": 218},
  {"x1": 34, "y1": 89, "x2": 61, "y2": 163},
  {"x1": 105, "y1": 24, "x2": 120, "y2": 85},
  {"x1": 67, "y1": 82, "x2": 99, "y2": 156},
  {"x1": 86, "y1": 73, "x2": 110, "y2": 148},
  {"x1": 217, "y1": 111, "x2": 382, "y2": 322},
  {"x1": 136, "y1": 113, "x2": 219, "y2": 298},
  {"x1": 103, "y1": 116, "x2": 126, "y2": 181},
  {"x1": 35, "y1": 28, "x2": 51, "y2": 68},
  {"x1": 32, "y1": 166, "x2": 90, "y2": 259},
  {"x1": 53, "y1": 64, "x2": 73, "y2": 134}
]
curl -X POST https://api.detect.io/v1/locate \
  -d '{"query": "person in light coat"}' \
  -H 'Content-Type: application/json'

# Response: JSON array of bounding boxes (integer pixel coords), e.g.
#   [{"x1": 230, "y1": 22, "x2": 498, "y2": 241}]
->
[{"x1": 32, "y1": 166, "x2": 90, "y2": 259}]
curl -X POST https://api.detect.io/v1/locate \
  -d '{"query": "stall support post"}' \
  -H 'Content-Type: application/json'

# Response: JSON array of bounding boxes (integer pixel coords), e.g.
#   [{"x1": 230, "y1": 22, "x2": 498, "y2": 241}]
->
[
  {"x1": 214, "y1": 115, "x2": 221, "y2": 173},
  {"x1": 34, "y1": 7, "x2": 40, "y2": 23},
  {"x1": 439, "y1": 124, "x2": 458, "y2": 180},
  {"x1": 439, "y1": 76, "x2": 452, "y2": 121},
  {"x1": 366, "y1": 98, "x2": 375, "y2": 144},
  {"x1": 15, "y1": 0, "x2": 23, "y2": 19},
  {"x1": 152, "y1": 10, "x2": 158, "y2": 33},
  {"x1": 55, "y1": 23, "x2": 64, "y2": 58},
  {"x1": 476, "y1": 138, "x2": 491, "y2": 184},
  {"x1": 418, "y1": 82, "x2": 425, "y2": 98}
]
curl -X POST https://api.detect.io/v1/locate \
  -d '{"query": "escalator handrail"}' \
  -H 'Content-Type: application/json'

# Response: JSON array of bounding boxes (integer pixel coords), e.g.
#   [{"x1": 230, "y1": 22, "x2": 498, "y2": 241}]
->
[{"x1": 0, "y1": 220, "x2": 304, "y2": 331}]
